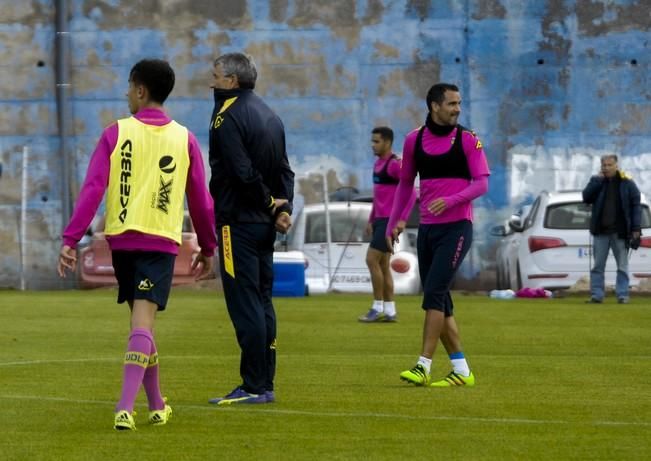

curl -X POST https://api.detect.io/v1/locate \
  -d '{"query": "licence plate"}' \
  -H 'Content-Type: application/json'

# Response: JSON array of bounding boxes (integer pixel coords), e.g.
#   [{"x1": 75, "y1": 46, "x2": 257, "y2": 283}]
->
[{"x1": 332, "y1": 274, "x2": 371, "y2": 284}]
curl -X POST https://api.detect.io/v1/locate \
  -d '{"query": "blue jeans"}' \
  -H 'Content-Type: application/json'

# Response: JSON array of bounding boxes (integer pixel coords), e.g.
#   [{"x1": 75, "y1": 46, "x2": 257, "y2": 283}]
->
[{"x1": 590, "y1": 233, "x2": 629, "y2": 300}]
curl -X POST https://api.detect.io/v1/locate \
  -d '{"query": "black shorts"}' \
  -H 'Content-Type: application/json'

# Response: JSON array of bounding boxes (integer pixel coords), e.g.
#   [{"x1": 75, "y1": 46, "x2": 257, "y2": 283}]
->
[
  {"x1": 417, "y1": 220, "x2": 473, "y2": 316},
  {"x1": 369, "y1": 218, "x2": 390, "y2": 252},
  {"x1": 111, "y1": 251, "x2": 176, "y2": 311}
]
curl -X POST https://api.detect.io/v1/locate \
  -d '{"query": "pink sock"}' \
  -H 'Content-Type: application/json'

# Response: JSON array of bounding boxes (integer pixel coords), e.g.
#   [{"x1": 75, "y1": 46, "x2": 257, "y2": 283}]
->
[
  {"x1": 116, "y1": 328, "x2": 153, "y2": 413},
  {"x1": 142, "y1": 338, "x2": 166, "y2": 411}
]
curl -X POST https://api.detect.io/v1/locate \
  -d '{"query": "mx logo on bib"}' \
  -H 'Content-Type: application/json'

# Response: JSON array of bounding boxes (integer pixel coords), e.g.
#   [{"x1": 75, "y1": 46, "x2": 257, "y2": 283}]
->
[{"x1": 155, "y1": 155, "x2": 174, "y2": 214}]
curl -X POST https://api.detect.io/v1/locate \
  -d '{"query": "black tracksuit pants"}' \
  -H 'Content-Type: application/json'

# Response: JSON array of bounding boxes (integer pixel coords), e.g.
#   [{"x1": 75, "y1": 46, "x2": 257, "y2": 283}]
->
[{"x1": 217, "y1": 222, "x2": 277, "y2": 395}]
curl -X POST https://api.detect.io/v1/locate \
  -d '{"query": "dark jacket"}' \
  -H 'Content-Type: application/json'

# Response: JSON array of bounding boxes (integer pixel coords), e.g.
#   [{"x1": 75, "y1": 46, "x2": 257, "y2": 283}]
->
[
  {"x1": 582, "y1": 171, "x2": 641, "y2": 237},
  {"x1": 209, "y1": 88, "x2": 294, "y2": 225}
]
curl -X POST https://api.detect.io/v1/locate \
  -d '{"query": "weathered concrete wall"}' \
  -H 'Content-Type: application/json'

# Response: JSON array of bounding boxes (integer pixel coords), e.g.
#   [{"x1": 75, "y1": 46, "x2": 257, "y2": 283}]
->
[
  {"x1": 0, "y1": 0, "x2": 649, "y2": 288},
  {"x1": 0, "y1": 1, "x2": 61, "y2": 288}
]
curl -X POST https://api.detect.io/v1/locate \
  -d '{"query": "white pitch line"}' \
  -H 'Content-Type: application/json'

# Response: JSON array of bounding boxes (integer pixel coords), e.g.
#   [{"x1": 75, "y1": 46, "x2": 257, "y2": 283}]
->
[
  {"x1": 0, "y1": 358, "x2": 118, "y2": 367},
  {"x1": 4, "y1": 353, "x2": 651, "y2": 368},
  {"x1": 0, "y1": 356, "x2": 220, "y2": 367},
  {"x1": 0, "y1": 394, "x2": 649, "y2": 428},
  {"x1": 3, "y1": 359, "x2": 650, "y2": 428}
]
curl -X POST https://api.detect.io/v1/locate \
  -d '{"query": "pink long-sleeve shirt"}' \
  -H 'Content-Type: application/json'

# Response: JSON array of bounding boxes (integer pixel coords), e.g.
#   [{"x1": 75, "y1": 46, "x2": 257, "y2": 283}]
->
[
  {"x1": 62, "y1": 108, "x2": 217, "y2": 257},
  {"x1": 387, "y1": 125, "x2": 490, "y2": 234},
  {"x1": 369, "y1": 153, "x2": 417, "y2": 222}
]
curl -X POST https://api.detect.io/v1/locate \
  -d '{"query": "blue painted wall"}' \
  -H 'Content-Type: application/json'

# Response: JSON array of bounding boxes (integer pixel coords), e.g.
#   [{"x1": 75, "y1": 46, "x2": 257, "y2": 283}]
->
[{"x1": 0, "y1": 0, "x2": 649, "y2": 288}]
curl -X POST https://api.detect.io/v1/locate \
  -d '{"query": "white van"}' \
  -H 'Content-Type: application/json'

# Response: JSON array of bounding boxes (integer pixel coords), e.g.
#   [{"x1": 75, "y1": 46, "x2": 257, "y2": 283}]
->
[{"x1": 282, "y1": 202, "x2": 420, "y2": 294}]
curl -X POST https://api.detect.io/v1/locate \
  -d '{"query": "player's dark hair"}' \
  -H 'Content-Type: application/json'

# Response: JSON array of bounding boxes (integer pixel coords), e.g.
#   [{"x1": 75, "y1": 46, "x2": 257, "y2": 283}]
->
[
  {"x1": 426, "y1": 83, "x2": 459, "y2": 110},
  {"x1": 214, "y1": 52, "x2": 258, "y2": 90},
  {"x1": 372, "y1": 126, "x2": 394, "y2": 143},
  {"x1": 129, "y1": 59, "x2": 175, "y2": 104}
]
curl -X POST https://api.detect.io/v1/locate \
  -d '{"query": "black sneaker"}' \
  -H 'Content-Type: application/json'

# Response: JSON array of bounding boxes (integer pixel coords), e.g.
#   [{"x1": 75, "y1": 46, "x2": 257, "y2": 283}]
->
[
  {"x1": 358, "y1": 309, "x2": 385, "y2": 322},
  {"x1": 208, "y1": 386, "x2": 267, "y2": 405}
]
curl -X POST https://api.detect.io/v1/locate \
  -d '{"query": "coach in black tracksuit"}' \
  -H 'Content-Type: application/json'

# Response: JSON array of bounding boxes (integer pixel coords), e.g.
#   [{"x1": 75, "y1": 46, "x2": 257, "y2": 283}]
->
[{"x1": 207, "y1": 53, "x2": 294, "y2": 405}]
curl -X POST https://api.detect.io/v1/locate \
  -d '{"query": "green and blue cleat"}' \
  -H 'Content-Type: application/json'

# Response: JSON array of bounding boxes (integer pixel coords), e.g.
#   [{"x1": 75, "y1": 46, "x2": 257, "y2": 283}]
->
[
  {"x1": 430, "y1": 371, "x2": 475, "y2": 387},
  {"x1": 399, "y1": 364, "x2": 430, "y2": 386}
]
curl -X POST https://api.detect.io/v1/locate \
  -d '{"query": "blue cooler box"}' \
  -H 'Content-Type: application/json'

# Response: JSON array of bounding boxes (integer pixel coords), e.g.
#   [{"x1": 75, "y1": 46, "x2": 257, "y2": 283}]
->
[{"x1": 273, "y1": 251, "x2": 306, "y2": 297}]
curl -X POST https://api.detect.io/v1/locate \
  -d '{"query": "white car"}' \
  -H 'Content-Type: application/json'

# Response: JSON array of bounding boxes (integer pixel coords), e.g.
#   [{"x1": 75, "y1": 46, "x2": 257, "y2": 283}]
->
[
  {"x1": 491, "y1": 191, "x2": 651, "y2": 290},
  {"x1": 282, "y1": 201, "x2": 420, "y2": 294}
]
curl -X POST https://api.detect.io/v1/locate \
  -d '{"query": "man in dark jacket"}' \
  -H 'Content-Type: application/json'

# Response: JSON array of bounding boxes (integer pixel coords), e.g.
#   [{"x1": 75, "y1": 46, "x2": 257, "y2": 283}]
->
[
  {"x1": 582, "y1": 154, "x2": 641, "y2": 304},
  {"x1": 207, "y1": 52, "x2": 294, "y2": 405}
]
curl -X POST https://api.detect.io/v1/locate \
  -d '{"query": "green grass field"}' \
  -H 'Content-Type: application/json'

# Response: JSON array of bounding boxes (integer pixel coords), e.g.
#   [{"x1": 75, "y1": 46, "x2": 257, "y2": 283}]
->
[{"x1": 1, "y1": 289, "x2": 650, "y2": 460}]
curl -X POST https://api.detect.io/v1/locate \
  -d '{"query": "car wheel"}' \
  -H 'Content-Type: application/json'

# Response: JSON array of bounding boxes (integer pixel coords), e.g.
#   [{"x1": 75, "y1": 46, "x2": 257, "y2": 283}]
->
[{"x1": 516, "y1": 263, "x2": 523, "y2": 291}]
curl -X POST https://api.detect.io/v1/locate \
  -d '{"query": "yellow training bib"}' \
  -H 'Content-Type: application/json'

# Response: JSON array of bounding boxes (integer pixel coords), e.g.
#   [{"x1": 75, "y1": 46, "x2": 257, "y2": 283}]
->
[{"x1": 104, "y1": 117, "x2": 190, "y2": 244}]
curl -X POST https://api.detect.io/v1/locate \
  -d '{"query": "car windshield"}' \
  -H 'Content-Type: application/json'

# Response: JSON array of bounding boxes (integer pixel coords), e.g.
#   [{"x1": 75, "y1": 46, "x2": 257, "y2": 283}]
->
[
  {"x1": 305, "y1": 209, "x2": 370, "y2": 243},
  {"x1": 544, "y1": 202, "x2": 651, "y2": 229}
]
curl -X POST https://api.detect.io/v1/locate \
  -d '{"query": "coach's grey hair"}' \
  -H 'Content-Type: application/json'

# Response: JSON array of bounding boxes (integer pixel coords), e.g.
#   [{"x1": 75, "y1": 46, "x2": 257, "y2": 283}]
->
[
  {"x1": 214, "y1": 52, "x2": 257, "y2": 90},
  {"x1": 600, "y1": 154, "x2": 618, "y2": 163}
]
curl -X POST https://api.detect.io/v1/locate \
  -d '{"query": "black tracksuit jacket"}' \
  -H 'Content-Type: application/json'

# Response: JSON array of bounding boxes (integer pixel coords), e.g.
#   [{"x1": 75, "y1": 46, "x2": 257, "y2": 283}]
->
[{"x1": 208, "y1": 88, "x2": 294, "y2": 226}]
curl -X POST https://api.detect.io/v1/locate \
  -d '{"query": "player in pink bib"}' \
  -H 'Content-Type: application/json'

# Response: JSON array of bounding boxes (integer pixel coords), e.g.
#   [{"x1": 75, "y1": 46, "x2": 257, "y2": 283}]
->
[
  {"x1": 387, "y1": 83, "x2": 490, "y2": 388},
  {"x1": 358, "y1": 127, "x2": 416, "y2": 323}
]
